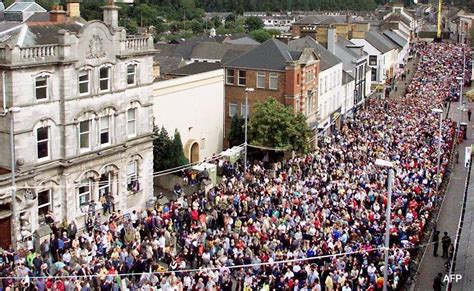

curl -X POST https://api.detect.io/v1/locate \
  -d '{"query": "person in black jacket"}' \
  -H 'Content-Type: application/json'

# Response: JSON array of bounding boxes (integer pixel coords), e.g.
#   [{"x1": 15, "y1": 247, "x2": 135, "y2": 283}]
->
[
  {"x1": 442, "y1": 232, "x2": 451, "y2": 259},
  {"x1": 433, "y1": 273, "x2": 444, "y2": 291}
]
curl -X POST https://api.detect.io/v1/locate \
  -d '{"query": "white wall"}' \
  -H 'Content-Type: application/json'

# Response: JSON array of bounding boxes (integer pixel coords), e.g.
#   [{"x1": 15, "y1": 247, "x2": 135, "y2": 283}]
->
[
  {"x1": 318, "y1": 62, "x2": 343, "y2": 131},
  {"x1": 350, "y1": 38, "x2": 385, "y2": 84},
  {"x1": 153, "y1": 69, "x2": 224, "y2": 161}
]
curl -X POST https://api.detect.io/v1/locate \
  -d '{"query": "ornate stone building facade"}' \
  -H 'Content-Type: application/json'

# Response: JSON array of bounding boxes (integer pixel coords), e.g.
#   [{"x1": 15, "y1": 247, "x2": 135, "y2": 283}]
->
[{"x1": 0, "y1": 3, "x2": 155, "y2": 248}]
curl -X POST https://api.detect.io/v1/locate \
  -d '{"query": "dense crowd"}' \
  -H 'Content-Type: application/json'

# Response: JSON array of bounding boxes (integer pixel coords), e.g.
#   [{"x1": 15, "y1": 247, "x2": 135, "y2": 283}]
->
[{"x1": 0, "y1": 42, "x2": 467, "y2": 290}]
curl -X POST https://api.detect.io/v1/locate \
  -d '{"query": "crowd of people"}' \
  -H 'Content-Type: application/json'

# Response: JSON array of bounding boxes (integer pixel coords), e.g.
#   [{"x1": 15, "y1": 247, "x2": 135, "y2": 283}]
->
[{"x1": 0, "y1": 42, "x2": 468, "y2": 290}]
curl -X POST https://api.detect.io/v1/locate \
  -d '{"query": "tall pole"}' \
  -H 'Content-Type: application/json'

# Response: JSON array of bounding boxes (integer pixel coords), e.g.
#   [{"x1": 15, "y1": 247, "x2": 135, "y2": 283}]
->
[
  {"x1": 436, "y1": 112, "x2": 442, "y2": 190},
  {"x1": 9, "y1": 110, "x2": 17, "y2": 249},
  {"x1": 383, "y1": 168, "x2": 394, "y2": 291},
  {"x1": 244, "y1": 90, "x2": 248, "y2": 171}
]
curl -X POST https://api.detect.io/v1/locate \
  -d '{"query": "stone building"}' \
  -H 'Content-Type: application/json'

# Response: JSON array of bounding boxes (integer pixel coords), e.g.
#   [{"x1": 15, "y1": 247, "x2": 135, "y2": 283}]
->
[{"x1": 0, "y1": 2, "x2": 155, "y2": 248}]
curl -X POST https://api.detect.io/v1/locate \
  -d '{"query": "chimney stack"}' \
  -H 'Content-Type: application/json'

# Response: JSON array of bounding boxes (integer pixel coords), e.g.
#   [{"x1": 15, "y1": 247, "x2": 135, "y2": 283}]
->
[
  {"x1": 327, "y1": 26, "x2": 336, "y2": 55},
  {"x1": 66, "y1": 0, "x2": 81, "y2": 18},
  {"x1": 103, "y1": 0, "x2": 120, "y2": 29},
  {"x1": 50, "y1": 5, "x2": 66, "y2": 23}
]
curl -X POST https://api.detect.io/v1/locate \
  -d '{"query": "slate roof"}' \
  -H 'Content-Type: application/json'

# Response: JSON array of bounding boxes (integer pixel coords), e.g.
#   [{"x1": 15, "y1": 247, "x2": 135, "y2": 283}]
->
[
  {"x1": 342, "y1": 70, "x2": 354, "y2": 85},
  {"x1": 26, "y1": 23, "x2": 82, "y2": 45},
  {"x1": 167, "y1": 62, "x2": 222, "y2": 76},
  {"x1": 383, "y1": 29, "x2": 407, "y2": 48},
  {"x1": 295, "y1": 15, "x2": 349, "y2": 25},
  {"x1": 190, "y1": 42, "x2": 230, "y2": 60},
  {"x1": 370, "y1": 30, "x2": 398, "y2": 51},
  {"x1": 221, "y1": 44, "x2": 258, "y2": 63},
  {"x1": 224, "y1": 38, "x2": 301, "y2": 71},
  {"x1": 365, "y1": 30, "x2": 392, "y2": 53},
  {"x1": 25, "y1": 12, "x2": 51, "y2": 23},
  {"x1": 154, "y1": 55, "x2": 185, "y2": 75},
  {"x1": 225, "y1": 37, "x2": 259, "y2": 45},
  {"x1": 287, "y1": 36, "x2": 341, "y2": 71}
]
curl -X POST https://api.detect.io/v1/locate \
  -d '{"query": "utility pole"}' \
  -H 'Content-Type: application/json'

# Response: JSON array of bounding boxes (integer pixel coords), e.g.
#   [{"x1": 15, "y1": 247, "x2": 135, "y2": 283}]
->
[{"x1": 375, "y1": 159, "x2": 395, "y2": 291}]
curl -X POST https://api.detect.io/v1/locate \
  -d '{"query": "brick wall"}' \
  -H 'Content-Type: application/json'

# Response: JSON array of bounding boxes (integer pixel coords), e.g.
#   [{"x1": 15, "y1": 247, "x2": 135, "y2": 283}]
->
[
  {"x1": 224, "y1": 68, "x2": 287, "y2": 140},
  {"x1": 224, "y1": 61, "x2": 320, "y2": 145}
]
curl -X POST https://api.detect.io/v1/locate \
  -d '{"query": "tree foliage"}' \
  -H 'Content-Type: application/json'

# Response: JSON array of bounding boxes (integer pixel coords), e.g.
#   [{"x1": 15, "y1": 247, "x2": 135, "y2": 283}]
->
[
  {"x1": 77, "y1": 0, "x2": 378, "y2": 28},
  {"x1": 228, "y1": 115, "x2": 245, "y2": 147},
  {"x1": 153, "y1": 127, "x2": 188, "y2": 172},
  {"x1": 248, "y1": 97, "x2": 312, "y2": 153},
  {"x1": 250, "y1": 29, "x2": 273, "y2": 42},
  {"x1": 245, "y1": 16, "x2": 264, "y2": 31}
]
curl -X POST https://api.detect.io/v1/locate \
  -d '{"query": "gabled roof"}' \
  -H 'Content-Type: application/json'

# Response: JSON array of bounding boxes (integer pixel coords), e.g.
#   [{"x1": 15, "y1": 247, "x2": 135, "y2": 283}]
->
[
  {"x1": 364, "y1": 30, "x2": 393, "y2": 53},
  {"x1": 383, "y1": 29, "x2": 407, "y2": 48},
  {"x1": 224, "y1": 38, "x2": 302, "y2": 71},
  {"x1": 383, "y1": 14, "x2": 411, "y2": 27},
  {"x1": 287, "y1": 36, "x2": 341, "y2": 71}
]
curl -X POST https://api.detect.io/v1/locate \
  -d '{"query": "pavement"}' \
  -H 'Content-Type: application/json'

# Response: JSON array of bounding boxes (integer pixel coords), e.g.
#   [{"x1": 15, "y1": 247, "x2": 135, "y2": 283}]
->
[
  {"x1": 413, "y1": 85, "x2": 474, "y2": 289},
  {"x1": 453, "y1": 158, "x2": 474, "y2": 290}
]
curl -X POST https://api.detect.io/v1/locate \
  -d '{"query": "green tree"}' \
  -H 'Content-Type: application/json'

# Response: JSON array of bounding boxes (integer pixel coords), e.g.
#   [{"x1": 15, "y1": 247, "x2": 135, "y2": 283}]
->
[
  {"x1": 245, "y1": 16, "x2": 264, "y2": 31},
  {"x1": 225, "y1": 13, "x2": 237, "y2": 22},
  {"x1": 171, "y1": 130, "x2": 188, "y2": 166},
  {"x1": 153, "y1": 127, "x2": 187, "y2": 171},
  {"x1": 248, "y1": 97, "x2": 312, "y2": 153},
  {"x1": 189, "y1": 19, "x2": 204, "y2": 33},
  {"x1": 250, "y1": 29, "x2": 272, "y2": 42},
  {"x1": 228, "y1": 115, "x2": 245, "y2": 147},
  {"x1": 211, "y1": 16, "x2": 222, "y2": 28}
]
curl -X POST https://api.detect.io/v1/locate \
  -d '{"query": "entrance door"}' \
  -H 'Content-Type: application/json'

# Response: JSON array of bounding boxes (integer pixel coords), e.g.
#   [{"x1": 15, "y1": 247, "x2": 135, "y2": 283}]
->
[
  {"x1": 190, "y1": 142, "x2": 199, "y2": 163},
  {"x1": 0, "y1": 217, "x2": 11, "y2": 249}
]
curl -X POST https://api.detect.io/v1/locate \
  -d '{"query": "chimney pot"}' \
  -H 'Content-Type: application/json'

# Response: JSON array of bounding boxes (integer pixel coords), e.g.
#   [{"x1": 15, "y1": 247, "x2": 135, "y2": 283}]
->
[{"x1": 50, "y1": 5, "x2": 66, "y2": 23}]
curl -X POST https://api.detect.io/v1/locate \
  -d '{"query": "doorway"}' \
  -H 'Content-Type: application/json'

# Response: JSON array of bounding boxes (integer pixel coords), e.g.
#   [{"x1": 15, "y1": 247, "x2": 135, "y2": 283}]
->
[
  {"x1": 0, "y1": 217, "x2": 11, "y2": 249},
  {"x1": 190, "y1": 142, "x2": 199, "y2": 163}
]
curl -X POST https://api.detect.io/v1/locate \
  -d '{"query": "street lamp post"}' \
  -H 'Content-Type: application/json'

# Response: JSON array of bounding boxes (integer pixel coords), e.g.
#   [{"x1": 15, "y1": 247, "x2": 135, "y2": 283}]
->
[
  {"x1": 375, "y1": 158, "x2": 395, "y2": 291},
  {"x1": 244, "y1": 87, "x2": 254, "y2": 171},
  {"x1": 432, "y1": 108, "x2": 443, "y2": 191}
]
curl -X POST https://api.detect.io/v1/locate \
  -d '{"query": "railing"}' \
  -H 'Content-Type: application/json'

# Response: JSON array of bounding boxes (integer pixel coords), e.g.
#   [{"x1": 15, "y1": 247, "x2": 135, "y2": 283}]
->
[
  {"x1": 19, "y1": 45, "x2": 58, "y2": 59},
  {"x1": 123, "y1": 36, "x2": 151, "y2": 51}
]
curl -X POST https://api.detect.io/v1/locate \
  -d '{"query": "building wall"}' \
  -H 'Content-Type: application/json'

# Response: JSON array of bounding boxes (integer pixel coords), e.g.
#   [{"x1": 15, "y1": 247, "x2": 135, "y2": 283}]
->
[
  {"x1": 318, "y1": 63, "x2": 343, "y2": 131},
  {"x1": 0, "y1": 20, "x2": 155, "y2": 247},
  {"x1": 224, "y1": 68, "x2": 287, "y2": 139},
  {"x1": 343, "y1": 79, "x2": 355, "y2": 116},
  {"x1": 350, "y1": 38, "x2": 385, "y2": 84},
  {"x1": 153, "y1": 69, "x2": 224, "y2": 161}
]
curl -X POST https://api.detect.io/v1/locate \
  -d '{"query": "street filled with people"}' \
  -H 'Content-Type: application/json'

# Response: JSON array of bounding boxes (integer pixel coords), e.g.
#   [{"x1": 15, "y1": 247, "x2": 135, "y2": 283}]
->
[{"x1": 0, "y1": 42, "x2": 468, "y2": 290}]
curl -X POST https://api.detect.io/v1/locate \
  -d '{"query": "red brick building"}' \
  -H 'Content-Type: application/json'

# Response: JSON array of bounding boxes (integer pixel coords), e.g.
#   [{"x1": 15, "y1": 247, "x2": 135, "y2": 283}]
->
[{"x1": 223, "y1": 39, "x2": 320, "y2": 145}]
